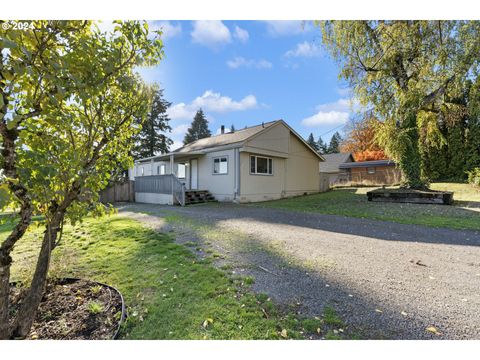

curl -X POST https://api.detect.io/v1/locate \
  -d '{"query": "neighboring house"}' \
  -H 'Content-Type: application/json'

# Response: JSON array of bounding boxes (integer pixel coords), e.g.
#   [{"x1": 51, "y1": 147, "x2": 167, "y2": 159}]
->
[
  {"x1": 339, "y1": 159, "x2": 401, "y2": 185},
  {"x1": 319, "y1": 153, "x2": 355, "y2": 186},
  {"x1": 130, "y1": 120, "x2": 325, "y2": 205},
  {"x1": 320, "y1": 153, "x2": 401, "y2": 186}
]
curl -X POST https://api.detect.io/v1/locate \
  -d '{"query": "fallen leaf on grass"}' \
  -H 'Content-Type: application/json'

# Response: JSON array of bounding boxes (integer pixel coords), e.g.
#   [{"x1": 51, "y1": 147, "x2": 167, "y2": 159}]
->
[
  {"x1": 202, "y1": 318, "x2": 214, "y2": 329},
  {"x1": 375, "y1": 309, "x2": 383, "y2": 313},
  {"x1": 280, "y1": 329, "x2": 288, "y2": 338}
]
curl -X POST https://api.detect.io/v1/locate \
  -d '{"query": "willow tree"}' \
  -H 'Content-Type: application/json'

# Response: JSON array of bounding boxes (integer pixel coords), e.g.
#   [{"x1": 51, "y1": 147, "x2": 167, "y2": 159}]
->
[
  {"x1": 0, "y1": 20, "x2": 162, "y2": 339},
  {"x1": 318, "y1": 21, "x2": 480, "y2": 188}
]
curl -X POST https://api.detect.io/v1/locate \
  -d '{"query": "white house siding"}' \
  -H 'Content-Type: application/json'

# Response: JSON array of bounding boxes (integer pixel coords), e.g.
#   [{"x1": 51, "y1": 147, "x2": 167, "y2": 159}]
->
[
  {"x1": 135, "y1": 192, "x2": 173, "y2": 205},
  {"x1": 197, "y1": 149, "x2": 236, "y2": 202}
]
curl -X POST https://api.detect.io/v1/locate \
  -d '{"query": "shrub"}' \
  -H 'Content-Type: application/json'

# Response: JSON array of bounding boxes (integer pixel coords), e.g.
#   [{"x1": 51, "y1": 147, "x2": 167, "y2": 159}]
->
[{"x1": 467, "y1": 168, "x2": 480, "y2": 187}]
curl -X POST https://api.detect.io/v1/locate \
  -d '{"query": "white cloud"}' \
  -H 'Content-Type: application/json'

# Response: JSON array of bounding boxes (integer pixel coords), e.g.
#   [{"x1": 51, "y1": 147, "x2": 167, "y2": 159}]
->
[
  {"x1": 301, "y1": 111, "x2": 350, "y2": 127},
  {"x1": 171, "y1": 123, "x2": 190, "y2": 135},
  {"x1": 285, "y1": 41, "x2": 322, "y2": 58},
  {"x1": 226, "y1": 57, "x2": 272, "y2": 70},
  {"x1": 264, "y1": 21, "x2": 312, "y2": 36},
  {"x1": 191, "y1": 21, "x2": 231, "y2": 48},
  {"x1": 148, "y1": 21, "x2": 182, "y2": 40},
  {"x1": 167, "y1": 90, "x2": 258, "y2": 121},
  {"x1": 233, "y1": 25, "x2": 249, "y2": 43},
  {"x1": 301, "y1": 98, "x2": 360, "y2": 127}
]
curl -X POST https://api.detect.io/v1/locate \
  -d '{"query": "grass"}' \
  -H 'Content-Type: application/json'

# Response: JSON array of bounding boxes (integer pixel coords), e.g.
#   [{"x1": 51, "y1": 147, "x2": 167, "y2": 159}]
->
[
  {"x1": 2, "y1": 214, "x2": 351, "y2": 339},
  {"x1": 254, "y1": 182, "x2": 480, "y2": 231}
]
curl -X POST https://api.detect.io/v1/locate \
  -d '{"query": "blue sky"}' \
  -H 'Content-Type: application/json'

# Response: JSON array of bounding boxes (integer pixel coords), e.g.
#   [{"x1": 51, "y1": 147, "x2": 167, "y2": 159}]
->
[{"x1": 133, "y1": 20, "x2": 357, "y2": 150}]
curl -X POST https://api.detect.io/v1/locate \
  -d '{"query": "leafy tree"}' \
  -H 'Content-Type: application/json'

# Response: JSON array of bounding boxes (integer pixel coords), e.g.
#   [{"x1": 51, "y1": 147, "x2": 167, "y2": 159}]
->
[
  {"x1": 0, "y1": 20, "x2": 162, "y2": 339},
  {"x1": 183, "y1": 109, "x2": 211, "y2": 145},
  {"x1": 306, "y1": 132, "x2": 320, "y2": 151},
  {"x1": 318, "y1": 21, "x2": 480, "y2": 189},
  {"x1": 133, "y1": 86, "x2": 173, "y2": 159},
  {"x1": 465, "y1": 79, "x2": 480, "y2": 172},
  {"x1": 341, "y1": 114, "x2": 387, "y2": 161},
  {"x1": 317, "y1": 136, "x2": 328, "y2": 154},
  {"x1": 327, "y1": 131, "x2": 343, "y2": 153}
]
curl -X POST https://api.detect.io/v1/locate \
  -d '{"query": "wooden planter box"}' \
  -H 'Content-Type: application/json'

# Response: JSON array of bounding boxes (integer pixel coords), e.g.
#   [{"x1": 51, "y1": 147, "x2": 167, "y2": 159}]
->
[{"x1": 366, "y1": 188, "x2": 454, "y2": 205}]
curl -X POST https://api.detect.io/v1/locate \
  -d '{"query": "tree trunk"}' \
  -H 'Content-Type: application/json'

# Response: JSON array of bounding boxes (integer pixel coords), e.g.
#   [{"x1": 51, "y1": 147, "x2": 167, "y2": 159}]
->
[
  {"x1": 0, "y1": 201, "x2": 33, "y2": 339},
  {"x1": 398, "y1": 112, "x2": 428, "y2": 189},
  {"x1": 0, "y1": 261, "x2": 11, "y2": 339},
  {"x1": 11, "y1": 215, "x2": 62, "y2": 338}
]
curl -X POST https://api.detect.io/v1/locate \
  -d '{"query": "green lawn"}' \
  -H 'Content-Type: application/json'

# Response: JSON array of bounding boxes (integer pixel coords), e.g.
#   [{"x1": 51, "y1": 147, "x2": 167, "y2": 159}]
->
[
  {"x1": 2, "y1": 214, "x2": 348, "y2": 340},
  {"x1": 255, "y1": 183, "x2": 480, "y2": 231}
]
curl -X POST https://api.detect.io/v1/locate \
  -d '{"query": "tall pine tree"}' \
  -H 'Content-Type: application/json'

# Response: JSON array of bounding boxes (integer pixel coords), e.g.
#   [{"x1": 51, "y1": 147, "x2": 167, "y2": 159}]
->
[
  {"x1": 307, "y1": 133, "x2": 320, "y2": 151},
  {"x1": 327, "y1": 132, "x2": 343, "y2": 154},
  {"x1": 317, "y1": 136, "x2": 328, "y2": 154},
  {"x1": 133, "y1": 87, "x2": 173, "y2": 159},
  {"x1": 183, "y1": 109, "x2": 211, "y2": 145}
]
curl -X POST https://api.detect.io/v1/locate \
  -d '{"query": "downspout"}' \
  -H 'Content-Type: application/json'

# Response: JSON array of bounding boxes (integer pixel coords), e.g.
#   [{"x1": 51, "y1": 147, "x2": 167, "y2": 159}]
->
[
  {"x1": 170, "y1": 154, "x2": 174, "y2": 205},
  {"x1": 234, "y1": 148, "x2": 241, "y2": 202}
]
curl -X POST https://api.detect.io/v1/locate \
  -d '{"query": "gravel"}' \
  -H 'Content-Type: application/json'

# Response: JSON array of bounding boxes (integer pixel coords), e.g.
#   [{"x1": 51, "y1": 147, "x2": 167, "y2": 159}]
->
[{"x1": 118, "y1": 202, "x2": 480, "y2": 339}]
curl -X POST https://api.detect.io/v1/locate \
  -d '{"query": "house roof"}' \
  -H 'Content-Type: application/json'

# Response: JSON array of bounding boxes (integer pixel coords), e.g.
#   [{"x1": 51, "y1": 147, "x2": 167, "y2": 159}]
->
[
  {"x1": 339, "y1": 159, "x2": 396, "y2": 169},
  {"x1": 320, "y1": 152, "x2": 354, "y2": 173},
  {"x1": 136, "y1": 120, "x2": 324, "y2": 162},
  {"x1": 173, "y1": 121, "x2": 278, "y2": 154}
]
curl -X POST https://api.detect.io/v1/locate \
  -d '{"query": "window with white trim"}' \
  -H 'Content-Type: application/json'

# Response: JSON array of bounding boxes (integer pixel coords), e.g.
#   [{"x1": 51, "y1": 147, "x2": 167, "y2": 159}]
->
[
  {"x1": 157, "y1": 164, "x2": 166, "y2": 175},
  {"x1": 177, "y1": 164, "x2": 186, "y2": 178},
  {"x1": 213, "y1": 157, "x2": 228, "y2": 174},
  {"x1": 250, "y1": 155, "x2": 273, "y2": 175}
]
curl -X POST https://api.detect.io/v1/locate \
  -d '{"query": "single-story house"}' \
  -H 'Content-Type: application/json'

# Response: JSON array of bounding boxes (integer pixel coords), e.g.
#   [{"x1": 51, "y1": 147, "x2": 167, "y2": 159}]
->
[
  {"x1": 319, "y1": 153, "x2": 355, "y2": 186},
  {"x1": 319, "y1": 152, "x2": 402, "y2": 186},
  {"x1": 130, "y1": 120, "x2": 325, "y2": 205},
  {"x1": 339, "y1": 159, "x2": 402, "y2": 185}
]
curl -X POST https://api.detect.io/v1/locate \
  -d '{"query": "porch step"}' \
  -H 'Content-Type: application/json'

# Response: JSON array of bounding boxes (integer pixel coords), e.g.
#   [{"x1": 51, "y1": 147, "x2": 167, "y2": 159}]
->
[{"x1": 184, "y1": 190, "x2": 217, "y2": 205}]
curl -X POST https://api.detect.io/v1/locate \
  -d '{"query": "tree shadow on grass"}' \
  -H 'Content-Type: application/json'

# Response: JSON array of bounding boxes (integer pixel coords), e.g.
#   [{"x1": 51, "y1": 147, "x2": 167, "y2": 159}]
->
[{"x1": 118, "y1": 210, "x2": 476, "y2": 339}]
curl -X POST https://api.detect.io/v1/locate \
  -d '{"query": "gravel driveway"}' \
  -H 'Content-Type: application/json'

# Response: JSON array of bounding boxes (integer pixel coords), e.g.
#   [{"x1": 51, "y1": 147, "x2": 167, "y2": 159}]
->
[{"x1": 117, "y1": 202, "x2": 480, "y2": 340}]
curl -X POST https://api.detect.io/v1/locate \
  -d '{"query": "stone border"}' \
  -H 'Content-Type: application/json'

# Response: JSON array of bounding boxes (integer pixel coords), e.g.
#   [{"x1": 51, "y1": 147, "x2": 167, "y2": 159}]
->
[{"x1": 366, "y1": 188, "x2": 454, "y2": 205}]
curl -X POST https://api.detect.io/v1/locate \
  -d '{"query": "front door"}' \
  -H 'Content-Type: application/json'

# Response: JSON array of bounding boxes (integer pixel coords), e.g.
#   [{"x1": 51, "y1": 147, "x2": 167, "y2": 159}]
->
[{"x1": 190, "y1": 159, "x2": 198, "y2": 190}]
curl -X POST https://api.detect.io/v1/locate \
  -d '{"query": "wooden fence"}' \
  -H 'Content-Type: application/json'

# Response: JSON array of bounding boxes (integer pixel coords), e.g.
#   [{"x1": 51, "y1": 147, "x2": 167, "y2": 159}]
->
[{"x1": 99, "y1": 181, "x2": 135, "y2": 203}]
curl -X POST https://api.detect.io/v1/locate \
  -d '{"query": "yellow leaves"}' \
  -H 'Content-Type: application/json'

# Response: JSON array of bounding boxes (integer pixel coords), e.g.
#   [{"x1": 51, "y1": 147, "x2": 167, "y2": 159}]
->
[
  {"x1": 426, "y1": 326, "x2": 442, "y2": 336},
  {"x1": 280, "y1": 329, "x2": 288, "y2": 338},
  {"x1": 202, "y1": 318, "x2": 214, "y2": 329}
]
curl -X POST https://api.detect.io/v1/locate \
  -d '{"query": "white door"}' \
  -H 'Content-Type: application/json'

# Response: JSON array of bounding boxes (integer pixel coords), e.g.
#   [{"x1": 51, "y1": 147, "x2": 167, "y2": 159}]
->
[{"x1": 190, "y1": 159, "x2": 198, "y2": 190}]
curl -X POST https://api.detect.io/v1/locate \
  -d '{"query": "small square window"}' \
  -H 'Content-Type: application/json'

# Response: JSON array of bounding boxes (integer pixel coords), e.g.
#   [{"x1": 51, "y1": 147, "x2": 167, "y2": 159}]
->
[
  {"x1": 367, "y1": 167, "x2": 376, "y2": 174},
  {"x1": 213, "y1": 157, "x2": 228, "y2": 174}
]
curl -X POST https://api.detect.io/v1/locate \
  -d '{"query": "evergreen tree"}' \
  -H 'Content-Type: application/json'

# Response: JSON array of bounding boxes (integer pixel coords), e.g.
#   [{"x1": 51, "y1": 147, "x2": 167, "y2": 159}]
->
[
  {"x1": 317, "y1": 136, "x2": 328, "y2": 154},
  {"x1": 465, "y1": 118, "x2": 480, "y2": 172},
  {"x1": 327, "y1": 132, "x2": 343, "y2": 153},
  {"x1": 183, "y1": 109, "x2": 211, "y2": 145},
  {"x1": 465, "y1": 80, "x2": 480, "y2": 172},
  {"x1": 133, "y1": 87, "x2": 173, "y2": 159},
  {"x1": 307, "y1": 133, "x2": 320, "y2": 151},
  {"x1": 230, "y1": 124, "x2": 235, "y2": 132},
  {"x1": 446, "y1": 124, "x2": 466, "y2": 181}
]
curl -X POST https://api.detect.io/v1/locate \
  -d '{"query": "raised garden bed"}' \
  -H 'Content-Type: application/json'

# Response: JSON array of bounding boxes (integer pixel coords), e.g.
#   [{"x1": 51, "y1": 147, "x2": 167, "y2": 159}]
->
[
  {"x1": 9, "y1": 278, "x2": 125, "y2": 339},
  {"x1": 366, "y1": 188, "x2": 454, "y2": 205}
]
